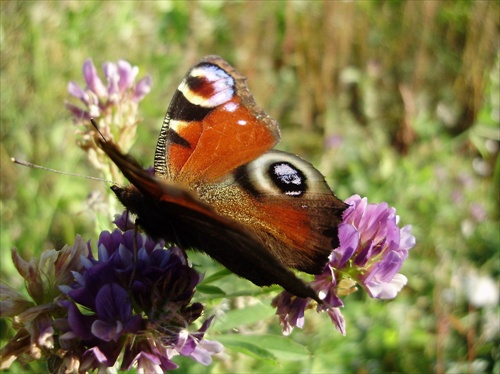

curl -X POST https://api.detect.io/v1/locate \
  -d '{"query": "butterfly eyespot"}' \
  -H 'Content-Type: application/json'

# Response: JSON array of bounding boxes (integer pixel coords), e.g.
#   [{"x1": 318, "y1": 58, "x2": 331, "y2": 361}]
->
[
  {"x1": 236, "y1": 150, "x2": 331, "y2": 197},
  {"x1": 268, "y1": 162, "x2": 307, "y2": 197}
]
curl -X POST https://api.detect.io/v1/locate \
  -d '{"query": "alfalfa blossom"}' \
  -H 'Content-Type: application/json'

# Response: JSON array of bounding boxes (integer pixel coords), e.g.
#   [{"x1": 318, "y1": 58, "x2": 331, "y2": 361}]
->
[
  {"x1": 66, "y1": 58, "x2": 152, "y2": 181},
  {"x1": 56, "y1": 218, "x2": 222, "y2": 372},
  {"x1": 273, "y1": 194, "x2": 415, "y2": 336},
  {"x1": 0, "y1": 236, "x2": 89, "y2": 369},
  {"x1": 0, "y1": 214, "x2": 222, "y2": 372}
]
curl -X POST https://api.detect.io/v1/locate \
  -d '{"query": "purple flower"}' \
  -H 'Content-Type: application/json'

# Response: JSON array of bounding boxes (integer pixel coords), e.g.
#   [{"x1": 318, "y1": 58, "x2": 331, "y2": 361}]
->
[
  {"x1": 273, "y1": 195, "x2": 415, "y2": 335},
  {"x1": 271, "y1": 292, "x2": 309, "y2": 336},
  {"x1": 0, "y1": 237, "x2": 89, "y2": 369},
  {"x1": 112, "y1": 210, "x2": 136, "y2": 231},
  {"x1": 83, "y1": 58, "x2": 108, "y2": 97},
  {"x1": 338, "y1": 195, "x2": 414, "y2": 298},
  {"x1": 172, "y1": 317, "x2": 224, "y2": 365},
  {"x1": 1, "y1": 212, "x2": 221, "y2": 372},
  {"x1": 133, "y1": 74, "x2": 153, "y2": 102},
  {"x1": 325, "y1": 307, "x2": 346, "y2": 336},
  {"x1": 54, "y1": 212, "x2": 221, "y2": 372},
  {"x1": 66, "y1": 58, "x2": 151, "y2": 121},
  {"x1": 65, "y1": 58, "x2": 152, "y2": 167}
]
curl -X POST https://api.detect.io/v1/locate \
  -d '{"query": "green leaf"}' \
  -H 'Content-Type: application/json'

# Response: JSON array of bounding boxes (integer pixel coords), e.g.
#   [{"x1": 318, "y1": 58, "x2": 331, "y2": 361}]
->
[
  {"x1": 196, "y1": 284, "x2": 226, "y2": 295},
  {"x1": 216, "y1": 338, "x2": 276, "y2": 362},
  {"x1": 211, "y1": 303, "x2": 275, "y2": 333},
  {"x1": 200, "y1": 268, "x2": 232, "y2": 284},
  {"x1": 217, "y1": 334, "x2": 311, "y2": 361}
]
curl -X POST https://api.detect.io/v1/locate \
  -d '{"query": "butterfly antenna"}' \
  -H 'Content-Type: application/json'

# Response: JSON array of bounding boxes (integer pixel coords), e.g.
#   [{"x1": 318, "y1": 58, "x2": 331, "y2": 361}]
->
[
  {"x1": 169, "y1": 222, "x2": 190, "y2": 261},
  {"x1": 90, "y1": 118, "x2": 107, "y2": 142},
  {"x1": 11, "y1": 158, "x2": 111, "y2": 183}
]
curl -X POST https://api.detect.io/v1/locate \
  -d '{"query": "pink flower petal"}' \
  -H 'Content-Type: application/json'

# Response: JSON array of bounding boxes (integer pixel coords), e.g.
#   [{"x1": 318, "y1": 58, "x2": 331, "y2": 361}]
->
[
  {"x1": 117, "y1": 60, "x2": 138, "y2": 92},
  {"x1": 327, "y1": 308, "x2": 346, "y2": 336},
  {"x1": 133, "y1": 75, "x2": 152, "y2": 102},
  {"x1": 82, "y1": 59, "x2": 107, "y2": 97},
  {"x1": 67, "y1": 81, "x2": 89, "y2": 104}
]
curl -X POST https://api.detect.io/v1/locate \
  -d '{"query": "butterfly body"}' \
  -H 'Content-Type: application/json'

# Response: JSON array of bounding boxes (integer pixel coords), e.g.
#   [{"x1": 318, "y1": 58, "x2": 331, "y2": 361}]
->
[{"x1": 99, "y1": 56, "x2": 347, "y2": 302}]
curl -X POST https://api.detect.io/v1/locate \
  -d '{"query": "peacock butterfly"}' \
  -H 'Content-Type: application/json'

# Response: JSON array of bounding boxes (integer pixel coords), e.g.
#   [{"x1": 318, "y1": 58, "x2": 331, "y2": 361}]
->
[{"x1": 96, "y1": 56, "x2": 347, "y2": 302}]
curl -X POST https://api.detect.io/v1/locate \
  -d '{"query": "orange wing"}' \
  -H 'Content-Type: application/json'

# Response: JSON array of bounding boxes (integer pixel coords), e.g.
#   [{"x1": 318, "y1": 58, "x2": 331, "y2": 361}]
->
[{"x1": 154, "y1": 56, "x2": 280, "y2": 185}]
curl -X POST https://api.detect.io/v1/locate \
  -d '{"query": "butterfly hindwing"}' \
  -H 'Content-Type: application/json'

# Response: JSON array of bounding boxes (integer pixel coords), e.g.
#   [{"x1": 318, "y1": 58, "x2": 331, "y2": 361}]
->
[{"x1": 197, "y1": 150, "x2": 347, "y2": 274}]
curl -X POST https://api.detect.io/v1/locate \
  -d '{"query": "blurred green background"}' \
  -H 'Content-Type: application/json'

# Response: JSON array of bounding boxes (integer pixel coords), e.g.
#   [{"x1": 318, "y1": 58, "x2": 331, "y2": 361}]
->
[{"x1": 1, "y1": 1, "x2": 498, "y2": 373}]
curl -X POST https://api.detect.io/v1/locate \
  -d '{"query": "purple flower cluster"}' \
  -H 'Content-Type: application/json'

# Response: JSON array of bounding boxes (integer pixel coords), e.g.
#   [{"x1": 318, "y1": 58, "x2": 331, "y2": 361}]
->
[
  {"x1": 54, "y1": 215, "x2": 222, "y2": 372},
  {"x1": 65, "y1": 58, "x2": 152, "y2": 176},
  {"x1": 0, "y1": 216, "x2": 222, "y2": 372},
  {"x1": 66, "y1": 58, "x2": 151, "y2": 123},
  {"x1": 274, "y1": 195, "x2": 415, "y2": 335},
  {"x1": 0, "y1": 237, "x2": 89, "y2": 369}
]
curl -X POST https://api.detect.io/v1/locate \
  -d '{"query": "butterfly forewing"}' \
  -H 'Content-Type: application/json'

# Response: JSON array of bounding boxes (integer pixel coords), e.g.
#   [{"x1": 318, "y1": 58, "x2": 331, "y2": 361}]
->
[{"x1": 154, "y1": 56, "x2": 280, "y2": 185}]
